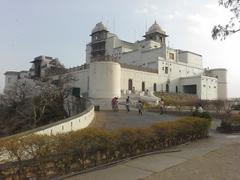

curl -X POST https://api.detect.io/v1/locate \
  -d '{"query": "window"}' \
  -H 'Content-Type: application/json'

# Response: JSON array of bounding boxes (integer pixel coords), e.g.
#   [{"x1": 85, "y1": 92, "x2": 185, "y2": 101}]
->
[
  {"x1": 7, "y1": 77, "x2": 11, "y2": 83},
  {"x1": 179, "y1": 70, "x2": 181, "y2": 73},
  {"x1": 128, "y1": 79, "x2": 133, "y2": 90},
  {"x1": 176, "y1": 86, "x2": 178, "y2": 93},
  {"x1": 162, "y1": 67, "x2": 164, "y2": 71},
  {"x1": 170, "y1": 68, "x2": 172, "y2": 72},
  {"x1": 153, "y1": 83, "x2": 157, "y2": 92},
  {"x1": 142, "y1": 81, "x2": 145, "y2": 91},
  {"x1": 203, "y1": 84, "x2": 206, "y2": 87},
  {"x1": 169, "y1": 53, "x2": 175, "y2": 60},
  {"x1": 166, "y1": 84, "x2": 169, "y2": 93},
  {"x1": 165, "y1": 67, "x2": 168, "y2": 74},
  {"x1": 214, "y1": 86, "x2": 216, "y2": 88}
]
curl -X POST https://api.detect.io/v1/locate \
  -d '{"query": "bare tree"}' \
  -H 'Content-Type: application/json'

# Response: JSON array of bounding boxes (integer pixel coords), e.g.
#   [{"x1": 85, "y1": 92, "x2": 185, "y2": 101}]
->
[{"x1": 212, "y1": 0, "x2": 240, "y2": 40}]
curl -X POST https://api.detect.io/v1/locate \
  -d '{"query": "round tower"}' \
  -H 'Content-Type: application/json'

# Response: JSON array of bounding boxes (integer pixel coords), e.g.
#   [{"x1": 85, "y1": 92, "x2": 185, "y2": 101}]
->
[
  {"x1": 89, "y1": 61, "x2": 121, "y2": 99},
  {"x1": 89, "y1": 22, "x2": 121, "y2": 99},
  {"x1": 208, "y1": 68, "x2": 227, "y2": 99}
]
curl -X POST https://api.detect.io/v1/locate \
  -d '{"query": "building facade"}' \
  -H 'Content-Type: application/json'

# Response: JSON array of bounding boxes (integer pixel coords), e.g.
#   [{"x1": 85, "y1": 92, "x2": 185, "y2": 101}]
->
[{"x1": 4, "y1": 21, "x2": 227, "y2": 100}]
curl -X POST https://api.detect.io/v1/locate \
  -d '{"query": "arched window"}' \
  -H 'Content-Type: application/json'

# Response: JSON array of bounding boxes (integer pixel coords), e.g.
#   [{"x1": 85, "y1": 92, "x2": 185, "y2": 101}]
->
[
  {"x1": 142, "y1": 82, "x2": 145, "y2": 91},
  {"x1": 128, "y1": 79, "x2": 133, "y2": 90},
  {"x1": 166, "y1": 84, "x2": 169, "y2": 93},
  {"x1": 153, "y1": 83, "x2": 157, "y2": 92}
]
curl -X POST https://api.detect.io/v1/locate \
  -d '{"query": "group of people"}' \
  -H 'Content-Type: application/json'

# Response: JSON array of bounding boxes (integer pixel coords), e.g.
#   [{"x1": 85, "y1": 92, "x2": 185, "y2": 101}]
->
[
  {"x1": 112, "y1": 96, "x2": 143, "y2": 115},
  {"x1": 111, "y1": 96, "x2": 165, "y2": 116},
  {"x1": 111, "y1": 97, "x2": 119, "y2": 111}
]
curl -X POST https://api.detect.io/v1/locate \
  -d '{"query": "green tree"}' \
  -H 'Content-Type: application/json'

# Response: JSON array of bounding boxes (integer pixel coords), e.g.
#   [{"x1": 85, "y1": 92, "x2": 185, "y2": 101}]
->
[{"x1": 212, "y1": 0, "x2": 240, "y2": 40}]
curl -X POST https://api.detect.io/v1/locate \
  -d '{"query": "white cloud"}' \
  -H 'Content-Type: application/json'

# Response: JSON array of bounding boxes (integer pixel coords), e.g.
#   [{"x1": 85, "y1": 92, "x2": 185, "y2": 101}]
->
[
  {"x1": 204, "y1": 3, "x2": 218, "y2": 9},
  {"x1": 167, "y1": 11, "x2": 182, "y2": 20},
  {"x1": 135, "y1": 8, "x2": 149, "y2": 14},
  {"x1": 134, "y1": 3, "x2": 160, "y2": 16},
  {"x1": 167, "y1": 14, "x2": 175, "y2": 20},
  {"x1": 183, "y1": 0, "x2": 188, "y2": 6},
  {"x1": 187, "y1": 14, "x2": 205, "y2": 23}
]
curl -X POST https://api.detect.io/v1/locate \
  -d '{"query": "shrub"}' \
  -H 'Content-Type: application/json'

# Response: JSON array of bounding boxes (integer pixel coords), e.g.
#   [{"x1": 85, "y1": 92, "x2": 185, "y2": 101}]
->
[
  {"x1": 230, "y1": 114, "x2": 240, "y2": 124},
  {"x1": 192, "y1": 111, "x2": 212, "y2": 120},
  {"x1": 0, "y1": 116, "x2": 211, "y2": 179}
]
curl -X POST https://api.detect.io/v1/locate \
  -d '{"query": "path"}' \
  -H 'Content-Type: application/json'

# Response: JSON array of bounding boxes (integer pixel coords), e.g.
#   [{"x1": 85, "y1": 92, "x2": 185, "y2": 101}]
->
[
  {"x1": 63, "y1": 119, "x2": 240, "y2": 180},
  {"x1": 89, "y1": 110, "x2": 178, "y2": 130},
  {"x1": 144, "y1": 143, "x2": 240, "y2": 180}
]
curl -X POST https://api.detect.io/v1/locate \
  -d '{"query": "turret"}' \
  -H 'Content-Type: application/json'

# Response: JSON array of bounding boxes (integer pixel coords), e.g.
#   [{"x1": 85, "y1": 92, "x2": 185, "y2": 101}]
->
[
  {"x1": 143, "y1": 21, "x2": 168, "y2": 46},
  {"x1": 90, "y1": 22, "x2": 108, "y2": 60}
]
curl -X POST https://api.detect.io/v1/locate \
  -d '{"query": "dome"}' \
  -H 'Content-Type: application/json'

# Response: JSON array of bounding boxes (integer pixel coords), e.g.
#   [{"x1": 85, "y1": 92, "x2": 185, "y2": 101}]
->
[
  {"x1": 91, "y1": 22, "x2": 108, "y2": 34},
  {"x1": 146, "y1": 21, "x2": 165, "y2": 35}
]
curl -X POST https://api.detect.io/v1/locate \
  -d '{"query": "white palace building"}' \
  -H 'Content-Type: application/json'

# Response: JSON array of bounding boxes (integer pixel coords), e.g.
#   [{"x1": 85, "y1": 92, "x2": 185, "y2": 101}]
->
[{"x1": 4, "y1": 21, "x2": 227, "y2": 104}]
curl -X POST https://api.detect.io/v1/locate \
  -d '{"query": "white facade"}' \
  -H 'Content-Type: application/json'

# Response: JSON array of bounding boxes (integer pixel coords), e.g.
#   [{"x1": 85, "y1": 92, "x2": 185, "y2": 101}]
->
[
  {"x1": 89, "y1": 61, "x2": 121, "y2": 98},
  {"x1": 4, "y1": 21, "x2": 228, "y2": 101}
]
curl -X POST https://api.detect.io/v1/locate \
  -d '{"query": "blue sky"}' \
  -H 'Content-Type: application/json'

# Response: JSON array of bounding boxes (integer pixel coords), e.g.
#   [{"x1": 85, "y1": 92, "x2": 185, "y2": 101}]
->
[{"x1": 0, "y1": 0, "x2": 239, "y2": 97}]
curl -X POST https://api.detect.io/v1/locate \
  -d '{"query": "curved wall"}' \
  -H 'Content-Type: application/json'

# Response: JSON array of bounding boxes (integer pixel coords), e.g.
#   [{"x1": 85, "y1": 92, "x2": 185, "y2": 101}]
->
[
  {"x1": 209, "y1": 69, "x2": 227, "y2": 99},
  {"x1": 89, "y1": 61, "x2": 121, "y2": 98},
  {"x1": 0, "y1": 99, "x2": 95, "y2": 138},
  {"x1": 36, "y1": 104, "x2": 94, "y2": 136}
]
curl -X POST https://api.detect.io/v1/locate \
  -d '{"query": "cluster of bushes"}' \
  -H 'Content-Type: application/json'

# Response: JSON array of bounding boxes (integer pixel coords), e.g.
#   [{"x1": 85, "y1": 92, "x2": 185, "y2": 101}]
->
[
  {"x1": 192, "y1": 111, "x2": 212, "y2": 120},
  {"x1": 0, "y1": 117, "x2": 211, "y2": 179},
  {"x1": 154, "y1": 92, "x2": 199, "y2": 109},
  {"x1": 217, "y1": 114, "x2": 240, "y2": 133},
  {"x1": 154, "y1": 92, "x2": 230, "y2": 114}
]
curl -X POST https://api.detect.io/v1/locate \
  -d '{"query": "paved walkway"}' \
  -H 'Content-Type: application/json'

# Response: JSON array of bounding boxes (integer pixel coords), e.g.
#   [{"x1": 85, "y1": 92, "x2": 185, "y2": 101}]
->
[
  {"x1": 89, "y1": 110, "x2": 178, "y2": 130},
  {"x1": 64, "y1": 118, "x2": 240, "y2": 180},
  {"x1": 144, "y1": 143, "x2": 240, "y2": 180}
]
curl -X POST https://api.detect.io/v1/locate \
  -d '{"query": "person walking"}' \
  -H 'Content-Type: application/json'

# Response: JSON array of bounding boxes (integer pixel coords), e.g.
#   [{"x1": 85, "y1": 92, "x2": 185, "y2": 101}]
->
[
  {"x1": 160, "y1": 99, "x2": 165, "y2": 114},
  {"x1": 137, "y1": 100, "x2": 143, "y2": 116},
  {"x1": 126, "y1": 96, "x2": 130, "y2": 112},
  {"x1": 111, "y1": 97, "x2": 115, "y2": 111},
  {"x1": 115, "y1": 97, "x2": 119, "y2": 111}
]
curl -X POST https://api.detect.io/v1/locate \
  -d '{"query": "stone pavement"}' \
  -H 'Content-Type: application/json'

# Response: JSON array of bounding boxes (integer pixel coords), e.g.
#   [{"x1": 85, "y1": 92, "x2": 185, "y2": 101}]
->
[
  {"x1": 89, "y1": 110, "x2": 178, "y2": 130},
  {"x1": 144, "y1": 143, "x2": 240, "y2": 180},
  {"x1": 64, "y1": 118, "x2": 240, "y2": 180}
]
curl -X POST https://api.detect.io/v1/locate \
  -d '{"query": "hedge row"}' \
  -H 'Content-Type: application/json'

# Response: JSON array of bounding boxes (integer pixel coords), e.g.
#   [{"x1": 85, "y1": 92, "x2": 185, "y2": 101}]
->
[{"x1": 0, "y1": 117, "x2": 211, "y2": 179}]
